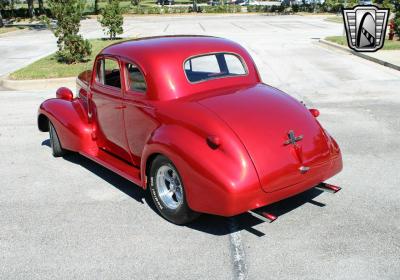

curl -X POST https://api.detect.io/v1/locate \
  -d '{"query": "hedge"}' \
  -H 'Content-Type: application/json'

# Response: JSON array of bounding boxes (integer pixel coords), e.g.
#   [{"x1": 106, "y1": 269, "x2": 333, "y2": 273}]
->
[
  {"x1": 1, "y1": 8, "x2": 52, "y2": 19},
  {"x1": 247, "y1": 4, "x2": 341, "y2": 14},
  {"x1": 127, "y1": 5, "x2": 242, "y2": 14},
  {"x1": 1, "y1": 3, "x2": 345, "y2": 18}
]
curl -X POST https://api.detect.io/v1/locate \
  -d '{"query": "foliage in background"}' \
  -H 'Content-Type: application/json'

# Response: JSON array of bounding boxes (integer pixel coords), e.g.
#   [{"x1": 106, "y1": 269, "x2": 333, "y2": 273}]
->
[
  {"x1": 0, "y1": 0, "x2": 6, "y2": 27},
  {"x1": 374, "y1": 0, "x2": 394, "y2": 10},
  {"x1": 393, "y1": 1, "x2": 400, "y2": 38},
  {"x1": 27, "y1": 0, "x2": 34, "y2": 17},
  {"x1": 375, "y1": 0, "x2": 400, "y2": 38},
  {"x1": 44, "y1": 0, "x2": 92, "y2": 64},
  {"x1": 98, "y1": 0, "x2": 124, "y2": 39}
]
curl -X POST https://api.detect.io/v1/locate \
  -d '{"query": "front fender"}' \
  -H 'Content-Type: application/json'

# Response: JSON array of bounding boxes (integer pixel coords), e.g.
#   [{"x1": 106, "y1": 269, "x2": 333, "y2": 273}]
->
[
  {"x1": 38, "y1": 98, "x2": 95, "y2": 153},
  {"x1": 141, "y1": 124, "x2": 261, "y2": 216}
]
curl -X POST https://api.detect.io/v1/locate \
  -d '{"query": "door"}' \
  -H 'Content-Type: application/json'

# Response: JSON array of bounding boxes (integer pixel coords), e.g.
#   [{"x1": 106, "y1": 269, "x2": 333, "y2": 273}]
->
[
  {"x1": 122, "y1": 62, "x2": 158, "y2": 167},
  {"x1": 90, "y1": 56, "x2": 131, "y2": 162}
]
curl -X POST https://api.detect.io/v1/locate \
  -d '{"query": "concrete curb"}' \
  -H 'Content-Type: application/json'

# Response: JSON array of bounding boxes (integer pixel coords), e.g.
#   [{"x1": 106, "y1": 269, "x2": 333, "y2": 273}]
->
[
  {"x1": 319, "y1": 39, "x2": 400, "y2": 71},
  {"x1": 0, "y1": 76, "x2": 76, "y2": 91}
]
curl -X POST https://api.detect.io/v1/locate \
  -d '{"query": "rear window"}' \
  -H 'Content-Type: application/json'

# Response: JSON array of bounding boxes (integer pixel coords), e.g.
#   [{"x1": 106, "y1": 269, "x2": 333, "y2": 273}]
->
[{"x1": 184, "y1": 53, "x2": 247, "y2": 83}]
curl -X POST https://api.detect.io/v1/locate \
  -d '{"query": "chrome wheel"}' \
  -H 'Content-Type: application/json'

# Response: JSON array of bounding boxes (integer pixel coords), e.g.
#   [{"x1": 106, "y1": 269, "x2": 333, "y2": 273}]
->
[{"x1": 156, "y1": 164, "x2": 183, "y2": 210}]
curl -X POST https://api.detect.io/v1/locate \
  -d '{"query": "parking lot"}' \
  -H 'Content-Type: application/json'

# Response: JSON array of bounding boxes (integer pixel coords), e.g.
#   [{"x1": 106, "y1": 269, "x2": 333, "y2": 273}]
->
[{"x1": 1, "y1": 14, "x2": 399, "y2": 279}]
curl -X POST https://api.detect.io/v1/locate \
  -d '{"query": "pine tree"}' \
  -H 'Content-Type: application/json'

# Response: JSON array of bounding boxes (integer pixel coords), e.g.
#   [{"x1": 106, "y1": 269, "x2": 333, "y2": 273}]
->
[
  {"x1": 45, "y1": 0, "x2": 92, "y2": 63},
  {"x1": 98, "y1": 0, "x2": 124, "y2": 40}
]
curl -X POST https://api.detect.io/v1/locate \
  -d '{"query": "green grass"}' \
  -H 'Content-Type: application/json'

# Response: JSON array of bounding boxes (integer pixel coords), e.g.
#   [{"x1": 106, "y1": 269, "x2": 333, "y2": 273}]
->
[
  {"x1": 0, "y1": 26, "x2": 25, "y2": 35},
  {"x1": 324, "y1": 16, "x2": 343, "y2": 24},
  {"x1": 10, "y1": 38, "x2": 131, "y2": 80},
  {"x1": 325, "y1": 36, "x2": 400, "y2": 51}
]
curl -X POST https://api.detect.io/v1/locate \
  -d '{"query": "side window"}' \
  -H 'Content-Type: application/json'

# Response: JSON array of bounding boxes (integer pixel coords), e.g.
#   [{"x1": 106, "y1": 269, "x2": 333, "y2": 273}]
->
[
  {"x1": 96, "y1": 58, "x2": 121, "y2": 89},
  {"x1": 125, "y1": 63, "x2": 147, "y2": 93}
]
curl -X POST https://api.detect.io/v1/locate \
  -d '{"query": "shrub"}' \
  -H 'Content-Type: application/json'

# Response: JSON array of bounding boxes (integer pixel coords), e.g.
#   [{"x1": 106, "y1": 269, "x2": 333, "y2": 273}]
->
[
  {"x1": 98, "y1": 0, "x2": 124, "y2": 39},
  {"x1": 323, "y1": 0, "x2": 344, "y2": 13},
  {"x1": 45, "y1": 0, "x2": 91, "y2": 64},
  {"x1": 394, "y1": 3, "x2": 400, "y2": 39},
  {"x1": 199, "y1": 5, "x2": 241, "y2": 13}
]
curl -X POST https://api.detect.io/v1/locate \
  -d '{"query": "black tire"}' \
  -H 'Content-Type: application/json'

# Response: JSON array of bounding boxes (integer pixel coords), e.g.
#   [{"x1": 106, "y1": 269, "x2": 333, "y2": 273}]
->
[
  {"x1": 149, "y1": 155, "x2": 200, "y2": 224},
  {"x1": 49, "y1": 121, "x2": 68, "y2": 157}
]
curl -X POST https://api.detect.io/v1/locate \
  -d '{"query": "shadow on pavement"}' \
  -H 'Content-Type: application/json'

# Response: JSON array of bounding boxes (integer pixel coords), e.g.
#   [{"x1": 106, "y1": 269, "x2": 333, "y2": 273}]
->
[
  {"x1": 188, "y1": 188, "x2": 325, "y2": 237},
  {"x1": 41, "y1": 140, "x2": 326, "y2": 237}
]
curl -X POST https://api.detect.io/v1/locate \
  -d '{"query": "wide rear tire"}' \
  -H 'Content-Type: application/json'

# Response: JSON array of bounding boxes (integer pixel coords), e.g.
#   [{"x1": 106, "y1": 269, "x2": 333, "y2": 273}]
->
[
  {"x1": 149, "y1": 155, "x2": 200, "y2": 225},
  {"x1": 49, "y1": 121, "x2": 68, "y2": 157}
]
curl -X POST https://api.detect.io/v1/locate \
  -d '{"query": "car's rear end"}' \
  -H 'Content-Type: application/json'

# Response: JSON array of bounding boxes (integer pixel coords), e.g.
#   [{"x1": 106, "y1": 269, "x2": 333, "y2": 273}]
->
[{"x1": 192, "y1": 83, "x2": 342, "y2": 216}]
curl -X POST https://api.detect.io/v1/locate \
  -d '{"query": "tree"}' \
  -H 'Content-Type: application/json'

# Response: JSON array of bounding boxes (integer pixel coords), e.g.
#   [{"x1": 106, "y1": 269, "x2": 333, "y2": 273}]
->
[
  {"x1": 393, "y1": 1, "x2": 400, "y2": 39},
  {"x1": 131, "y1": 0, "x2": 140, "y2": 6},
  {"x1": 94, "y1": 0, "x2": 99, "y2": 14},
  {"x1": 373, "y1": 0, "x2": 394, "y2": 9},
  {"x1": 45, "y1": 0, "x2": 92, "y2": 63},
  {"x1": 98, "y1": 0, "x2": 124, "y2": 40},
  {"x1": 0, "y1": 0, "x2": 7, "y2": 28},
  {"x1": 27, "y1": 0, "x2": 35, "y2": 18},
  {"x1": 192, "y1": 0, "x2": 197, "y2": 12},
  {"x1": 38, "y1": 0, "x2": 44, "y2": 15},
  {"x1": 0, "y1": 10, "x2": 3, "y2": 28}
]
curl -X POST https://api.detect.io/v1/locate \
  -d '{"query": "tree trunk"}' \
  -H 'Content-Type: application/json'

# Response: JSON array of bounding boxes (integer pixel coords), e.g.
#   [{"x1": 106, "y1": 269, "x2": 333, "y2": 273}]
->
[
  {"x1": 192, "y1": 0, "x2": 197, "y2": 12},
  {"x1": 0, "y1": 11, "x2": 4, "y2": 28},
  {"x1": 38, "y1": 0, "x2": 44, "y2": 14},
  {"x1": 95, "y1": 0, "x2": 99, "y2": 14},
  {"x1": 27, "y1": 0, "x2": 35, "y2": 18},
  {"x1": 10, "y1": 0, "x2": 15, "y2": 18}
]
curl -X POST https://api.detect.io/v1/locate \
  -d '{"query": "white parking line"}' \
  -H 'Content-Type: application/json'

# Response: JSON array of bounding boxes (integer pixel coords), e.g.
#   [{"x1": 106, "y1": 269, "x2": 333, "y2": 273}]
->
[{"x1": 229, "y1": 218, "x2": 247, "y2": 280}]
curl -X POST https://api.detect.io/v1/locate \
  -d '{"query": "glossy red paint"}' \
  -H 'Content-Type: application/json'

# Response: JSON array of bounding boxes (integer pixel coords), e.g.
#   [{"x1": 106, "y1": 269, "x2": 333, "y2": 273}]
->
[
  {"x1": 56, "y1": 87, "x2": 74, "y2": 101},
  {"x1": 38, "y1": 36, "x2": 343, "y2": 217},
  {"x1": 309, "y1": 108, "x2": 320, "y2": 118}
]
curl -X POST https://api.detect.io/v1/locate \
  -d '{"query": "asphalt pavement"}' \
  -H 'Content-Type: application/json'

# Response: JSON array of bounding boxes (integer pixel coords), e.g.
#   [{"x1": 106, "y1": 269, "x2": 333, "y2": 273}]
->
[{"x1": 0, "y1": 14, "x2": 399, "y2": 280}]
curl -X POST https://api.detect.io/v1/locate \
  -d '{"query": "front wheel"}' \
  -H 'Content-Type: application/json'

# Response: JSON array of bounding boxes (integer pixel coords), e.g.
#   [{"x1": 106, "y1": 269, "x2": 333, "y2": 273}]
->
[
  {"x1": 49, "y1": 121, "x2": 68, "y2": 157},
  {"x1": 149, "y1": 155, "x2": 200, "y2": 225}
]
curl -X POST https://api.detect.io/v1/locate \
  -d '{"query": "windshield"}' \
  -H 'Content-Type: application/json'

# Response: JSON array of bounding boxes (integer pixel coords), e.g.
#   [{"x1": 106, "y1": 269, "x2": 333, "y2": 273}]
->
[{"x1": 184, "y1": 53, "x2": 247, "y2": 83}]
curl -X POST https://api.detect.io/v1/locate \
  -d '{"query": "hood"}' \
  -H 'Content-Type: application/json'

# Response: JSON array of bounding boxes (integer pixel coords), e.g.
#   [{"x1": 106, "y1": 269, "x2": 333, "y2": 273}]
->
[{"x1": 196, "y1": 84, "x2": 331, "y2": 193}]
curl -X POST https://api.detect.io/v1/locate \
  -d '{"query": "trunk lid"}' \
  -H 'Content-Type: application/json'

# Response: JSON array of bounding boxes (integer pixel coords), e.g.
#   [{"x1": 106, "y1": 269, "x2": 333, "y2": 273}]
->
[{"x1": 197, "y1": 84, "x2": 331, "y2": 193}]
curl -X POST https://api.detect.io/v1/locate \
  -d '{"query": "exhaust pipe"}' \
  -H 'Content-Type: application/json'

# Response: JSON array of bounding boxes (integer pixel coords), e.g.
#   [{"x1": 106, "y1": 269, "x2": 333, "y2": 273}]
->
[
  {"x1": 315, "y1": 183, "x2": 341, "y2": 193},
  {"x1": 248, "y1": 210, "x2": 277, "y2": 223}
]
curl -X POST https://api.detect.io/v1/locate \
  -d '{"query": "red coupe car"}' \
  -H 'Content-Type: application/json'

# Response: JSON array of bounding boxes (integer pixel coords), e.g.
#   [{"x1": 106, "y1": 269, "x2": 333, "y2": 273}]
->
[{"x1": 38, "y1": 36, "x2": 342, "y2": 224}]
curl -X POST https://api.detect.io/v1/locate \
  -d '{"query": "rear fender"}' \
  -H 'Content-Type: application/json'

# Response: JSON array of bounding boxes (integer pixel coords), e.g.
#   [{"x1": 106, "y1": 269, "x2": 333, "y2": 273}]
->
[
  {"x1": 38, "y1": 98, "x2": 96, "y2": 153},
  {"x1": 141, "y1": 124, "x2": 261, "y2": 216}
]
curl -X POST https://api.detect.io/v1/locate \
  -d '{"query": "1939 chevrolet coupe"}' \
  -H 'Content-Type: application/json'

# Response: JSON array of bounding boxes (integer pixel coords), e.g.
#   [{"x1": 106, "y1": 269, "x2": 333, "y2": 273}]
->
[{"x1": 38, "y1": 36, "x2": 342, "y2": 224}]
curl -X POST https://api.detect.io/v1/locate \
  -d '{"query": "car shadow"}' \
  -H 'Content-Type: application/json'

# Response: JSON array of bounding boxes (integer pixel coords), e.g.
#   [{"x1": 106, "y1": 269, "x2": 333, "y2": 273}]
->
[
  {"x1": 62, "y1": 153, "x2": 147, "y2": 205},
  {"x1": 187, "y1": 188, "x2": 325, "y2": 237},
  {"x1": 41, "y1": 140, "x2": 326, "y2": 237}
]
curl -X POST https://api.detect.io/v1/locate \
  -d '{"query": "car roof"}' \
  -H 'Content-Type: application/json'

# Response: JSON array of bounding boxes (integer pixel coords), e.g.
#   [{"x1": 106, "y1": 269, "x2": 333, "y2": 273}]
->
[
  {"x1": 99, "y1": 36, "x2": 260, "y2": 100},
  {"x1": 101, "y1": 35, "x2": 241, "y2": 58}
]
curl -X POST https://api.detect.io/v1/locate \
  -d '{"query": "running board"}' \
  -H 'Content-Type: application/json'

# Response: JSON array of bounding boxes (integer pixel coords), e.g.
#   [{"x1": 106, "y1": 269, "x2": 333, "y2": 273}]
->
[
  {"x1": 248, "y1": 210, "x2": 277, "y2": 223},
  {"x1": 315, "y1": 183, "x2": 341, "y2": 193},
  {"x1": 80, "y1": 149, "x2": 142, "y2": 187}
]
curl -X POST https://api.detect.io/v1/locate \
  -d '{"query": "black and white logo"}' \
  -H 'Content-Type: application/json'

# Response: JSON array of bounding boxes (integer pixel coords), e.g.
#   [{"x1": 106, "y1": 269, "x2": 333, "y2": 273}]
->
[{"x1": 342, "y1": 5, "x2": 390, "y2": 52}]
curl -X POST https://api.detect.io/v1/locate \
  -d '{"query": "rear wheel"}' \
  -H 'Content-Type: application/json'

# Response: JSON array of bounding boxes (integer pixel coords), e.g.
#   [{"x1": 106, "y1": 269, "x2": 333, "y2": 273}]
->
[
  {"x1": 149, "y1": 155, "x2": 199, "y2": 224},
  {"x1": 49, "y1": 121, "x2": 68, "y2": 157}
]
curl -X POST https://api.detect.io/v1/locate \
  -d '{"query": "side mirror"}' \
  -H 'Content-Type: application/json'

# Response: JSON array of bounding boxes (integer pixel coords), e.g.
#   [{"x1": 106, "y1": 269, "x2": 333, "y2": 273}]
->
[{"x1": 56, "y1": 87, "x2": 74, "y2": 101}]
